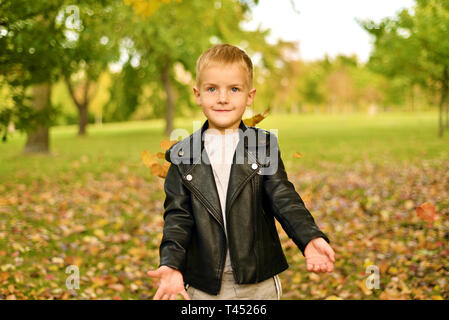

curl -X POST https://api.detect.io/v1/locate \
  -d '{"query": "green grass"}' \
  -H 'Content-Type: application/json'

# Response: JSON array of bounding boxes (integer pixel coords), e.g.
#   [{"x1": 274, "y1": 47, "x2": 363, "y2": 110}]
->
[{"x1": 1, "y1": 111, "x2": 447, "y2": 183}]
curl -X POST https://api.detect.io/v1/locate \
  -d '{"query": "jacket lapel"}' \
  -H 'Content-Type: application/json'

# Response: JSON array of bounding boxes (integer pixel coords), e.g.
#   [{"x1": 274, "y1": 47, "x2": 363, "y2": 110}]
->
[{"x1": 173, "y1": 119, "x2": 262, "y2": 230}]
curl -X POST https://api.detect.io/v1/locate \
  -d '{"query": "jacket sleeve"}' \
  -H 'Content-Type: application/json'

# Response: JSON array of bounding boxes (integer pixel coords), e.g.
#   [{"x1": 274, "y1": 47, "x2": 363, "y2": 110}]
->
[
  {"x1": 262, "y1": 135, "x2": 330, "y2": 256},
  {"x1": 159, "y1": 161, "x2": 194, "y2": 272}
]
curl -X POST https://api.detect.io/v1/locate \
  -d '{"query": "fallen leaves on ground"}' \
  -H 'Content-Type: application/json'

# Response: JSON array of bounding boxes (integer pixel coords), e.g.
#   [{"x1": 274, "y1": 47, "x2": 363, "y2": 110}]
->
[{"x1": 0, "y1": 157, "x2": 447, "y2": 299}]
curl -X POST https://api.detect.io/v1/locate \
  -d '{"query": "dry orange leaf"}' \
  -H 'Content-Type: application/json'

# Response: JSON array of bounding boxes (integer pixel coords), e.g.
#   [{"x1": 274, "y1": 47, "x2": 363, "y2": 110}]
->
[
  {"x1": 141, "y1": 139, "x2": 175, "y2": 179},
  {"x1": 141, "y1": 150, "x2": 156, "y2": 168},
  {"x1": 150, "y1": 162, "x2": 171, "y2": 179},
  {"x1": 293, "y1": 152, "x2": 302, "y2": 159},
  {"x1": 150, "y1": 163, "x2": 162, "y2": 177},
  {"x1": 416, "y1": 202, "x2": 436, "y2": 223},
  {"x1": 243, "y1": 106, "x2": 271, "y2": 127},
  {"x1": 0, "y1": 271, "x2": 10, "y2": 283},
  {"x1": 160, "y1": 139, "x2": 178, "y2": 151}
]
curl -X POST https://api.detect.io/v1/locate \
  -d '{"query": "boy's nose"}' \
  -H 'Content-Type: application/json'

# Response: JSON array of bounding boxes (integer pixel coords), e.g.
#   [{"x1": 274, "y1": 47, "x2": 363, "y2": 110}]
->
[{"x1": 217, "y1": 91, "x2": 229, "y2": 103}]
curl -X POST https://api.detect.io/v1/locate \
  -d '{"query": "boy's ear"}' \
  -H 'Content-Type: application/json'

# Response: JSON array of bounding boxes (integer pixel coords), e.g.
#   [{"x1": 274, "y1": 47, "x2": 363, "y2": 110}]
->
[
  {"x1": 193, "y1": 86, "x2": 201, "y2": 105},
  {"x1": 246, "y1": 88, "x2": 256, "y2": 106}
]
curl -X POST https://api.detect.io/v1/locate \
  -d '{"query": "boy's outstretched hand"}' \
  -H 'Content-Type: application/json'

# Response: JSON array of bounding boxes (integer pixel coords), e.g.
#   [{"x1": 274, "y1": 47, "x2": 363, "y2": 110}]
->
[
  {"x1": 147, "y1": 266, "x2": 191, "y2": 300},
  {"x1": 304, "y1": 237, "x2": 335, "y2": 273}
]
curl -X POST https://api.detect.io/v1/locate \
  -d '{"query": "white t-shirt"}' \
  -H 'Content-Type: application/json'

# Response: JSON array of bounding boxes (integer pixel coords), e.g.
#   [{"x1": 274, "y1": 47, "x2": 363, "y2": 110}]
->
[{"x1": 203, "y1": 129, "x2": 240, "y2": 272}]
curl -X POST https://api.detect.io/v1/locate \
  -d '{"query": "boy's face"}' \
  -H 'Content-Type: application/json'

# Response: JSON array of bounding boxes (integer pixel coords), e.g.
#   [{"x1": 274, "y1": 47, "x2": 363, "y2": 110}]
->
[{"x1": 193, "y1": 62, "x2": 256, "y2": 134}]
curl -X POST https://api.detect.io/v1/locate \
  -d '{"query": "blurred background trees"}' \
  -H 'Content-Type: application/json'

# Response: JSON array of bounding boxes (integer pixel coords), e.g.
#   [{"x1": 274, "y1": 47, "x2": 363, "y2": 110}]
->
[
  {"x1": 361, "y1": 0, "x2": 449, "y2": 137},
  {"x1": 1, "y1": 0, "x2": 448, "y2": 154}
]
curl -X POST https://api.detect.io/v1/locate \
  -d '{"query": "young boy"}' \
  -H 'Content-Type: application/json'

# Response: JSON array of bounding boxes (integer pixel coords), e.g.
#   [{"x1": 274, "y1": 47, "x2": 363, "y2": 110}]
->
[{"x1": 147, "y1": 44, "x2": 335, "y2": 300}]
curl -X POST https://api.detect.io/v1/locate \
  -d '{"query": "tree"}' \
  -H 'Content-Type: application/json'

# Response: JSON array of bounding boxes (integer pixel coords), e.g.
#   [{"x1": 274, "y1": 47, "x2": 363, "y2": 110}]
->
[
  {"x1": 123, "y1": 0, "x2": 284, "y2": 136},
  {"x1": 360, "y1": 0, "x2": 449, "y2": 137},
  {"x1": 59, "y1": 1, "x2": 123, "y2": 136},
  {"x1": 0, "y1": 1, "x2": 67, "y2": 152}
]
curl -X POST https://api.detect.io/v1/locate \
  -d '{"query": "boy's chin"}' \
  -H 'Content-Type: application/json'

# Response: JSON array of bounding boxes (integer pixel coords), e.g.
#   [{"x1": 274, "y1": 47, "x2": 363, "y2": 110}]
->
[{"x1": 208, "y1": 119, "x2": 241, "y2": 130}]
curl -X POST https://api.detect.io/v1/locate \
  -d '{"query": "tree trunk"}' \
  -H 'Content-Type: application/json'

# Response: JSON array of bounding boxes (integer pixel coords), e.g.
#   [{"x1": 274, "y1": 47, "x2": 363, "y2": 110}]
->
[
  {"x1": 23, "y1": 83, "x2": 51, "y2": 154},
  {"x1": 161, "y1": 61, "x2": 175, "y2": 136},
  {"x1": 446, "y1": 99, "x2": 448, "y2": 129},
  {"x1": 65, "y1": 76, "x2": 91, "y2": 136},
  {"x1": 78, "y1": 103, "x2": 88, "y2": 136},
  {"x1": 438, "y1": 67, "x2": 448, "y2": 138},
  {"x1": 445, "y1": 90, "x2": 449, "y2": 130}
]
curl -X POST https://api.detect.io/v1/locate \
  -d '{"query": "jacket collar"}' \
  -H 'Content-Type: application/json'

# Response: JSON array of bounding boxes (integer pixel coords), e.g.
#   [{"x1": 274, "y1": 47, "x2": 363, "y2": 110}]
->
[{"x1": 166, "y1": 119, "x2": 265, "y2": 229}]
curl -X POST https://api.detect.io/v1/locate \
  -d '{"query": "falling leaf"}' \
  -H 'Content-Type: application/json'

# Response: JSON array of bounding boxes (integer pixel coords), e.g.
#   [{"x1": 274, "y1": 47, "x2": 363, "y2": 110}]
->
[
  {"x1": 160, "y1": 139, "x2": 177, "y2": 151},
  {"x1": 293, "y1": 152, "x2": 302, "y2": 159},
  {"x1": 150, "y1": 163, "x2": 162, "y2": 177},
  {"x1": 243, "y1": 106, "x2": 271, "y2": 127},
  {"x1": 141, "y1": 151, "x2": 156, "y2": 168}
]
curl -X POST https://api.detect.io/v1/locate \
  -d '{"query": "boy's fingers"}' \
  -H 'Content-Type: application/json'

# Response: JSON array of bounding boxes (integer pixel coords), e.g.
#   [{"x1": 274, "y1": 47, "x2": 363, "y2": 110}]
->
[
  {"x1": 153, "y1": 288, "x2": 163, "y2": 300},
  {"x1": 161, "y1": 293, "x2": 170, "y2": 300},
  {"x1": 169, "y1": 294, "x2": 177, "y2": 300},
  {"x1": 325, "y1": 247, "x2": 335, "y2": 262},
  {"x1": 147, "y1": 270, "x2": 160, "y2": 278},
  {"x1": 181, "y1": 290, "x2": 191, "y2": 300}
]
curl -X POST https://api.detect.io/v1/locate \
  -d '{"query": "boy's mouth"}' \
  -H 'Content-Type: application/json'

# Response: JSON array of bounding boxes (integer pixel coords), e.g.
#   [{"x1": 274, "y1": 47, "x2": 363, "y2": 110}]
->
[{"x1": 214, "y1": 109, "x2": 232, "y2": 113}]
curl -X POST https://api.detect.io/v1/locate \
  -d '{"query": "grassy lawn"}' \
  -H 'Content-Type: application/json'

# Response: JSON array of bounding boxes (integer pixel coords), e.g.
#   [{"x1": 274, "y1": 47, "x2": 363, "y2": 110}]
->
[
  {"x1": 1, "y1": 111, "x2": 447, "y2": 182},
  {"x1": 0, "y1": 111, "x2": 448, "y2": 300}
]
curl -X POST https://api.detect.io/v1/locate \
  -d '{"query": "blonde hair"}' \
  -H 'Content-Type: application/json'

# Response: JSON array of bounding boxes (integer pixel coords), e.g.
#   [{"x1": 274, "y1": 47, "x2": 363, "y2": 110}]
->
[{"x1": 195, "y1": 44, "x2": 253, "y2": 88}]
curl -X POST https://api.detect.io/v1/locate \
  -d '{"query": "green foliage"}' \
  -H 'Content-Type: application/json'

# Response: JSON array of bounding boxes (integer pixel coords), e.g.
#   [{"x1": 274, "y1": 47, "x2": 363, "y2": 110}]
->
[
  {"x1": 360, "y1": 0, "x2": 449, "y2": 93},
  {"x1": 104, "y1": 63, "x2": 143, "y2": 122}
]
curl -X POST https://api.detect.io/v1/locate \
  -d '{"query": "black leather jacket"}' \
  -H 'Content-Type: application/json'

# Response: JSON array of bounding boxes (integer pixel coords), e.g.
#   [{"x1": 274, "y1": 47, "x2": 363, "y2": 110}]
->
[{"x1": 160, "y1": 119, "x2": 330, "y2": 295}]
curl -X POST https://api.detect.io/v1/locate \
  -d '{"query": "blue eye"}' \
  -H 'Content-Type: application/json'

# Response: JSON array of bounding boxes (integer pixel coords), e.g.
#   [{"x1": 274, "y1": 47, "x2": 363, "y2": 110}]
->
[
  {"x1": 231, "y1": 87, "x2": 239, "y2": 92},
  {"x1": 207, "y1": 87, "x2": 215, "y2": 92}
]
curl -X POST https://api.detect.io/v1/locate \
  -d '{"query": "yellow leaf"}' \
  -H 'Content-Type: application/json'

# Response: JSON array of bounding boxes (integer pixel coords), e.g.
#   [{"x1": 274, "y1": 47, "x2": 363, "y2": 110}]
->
[
  {"x1": 356, "y1": 279, "x2": 373, "y2": 295},
  {"x1": 160, "y1": 139, "x2": 177, "y2": 151},
  {"x1": 94, "y1": 218, "x2": 110, "y2": 228},
  {"x1": 243, "y1": 106, "x2": 270, "y2": 126},
  {"x1": 141, "y1": 150, "x2": 156, "y2": 168},
  {"x1": 94, "y1": 229, "x2": 105, "y2": 238},
  {"x1": 363, "y1": 259, "x2": 374, "y2": 269},
  {"x1": 308, "y1": 273, "x2": 320, "y2": 282},
  {"x1": 388, "y1": 266, "x2": 398, "y2": 274},
  {"x1": 0, "y1": 271, "x2": 10, "y2": 283}
]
